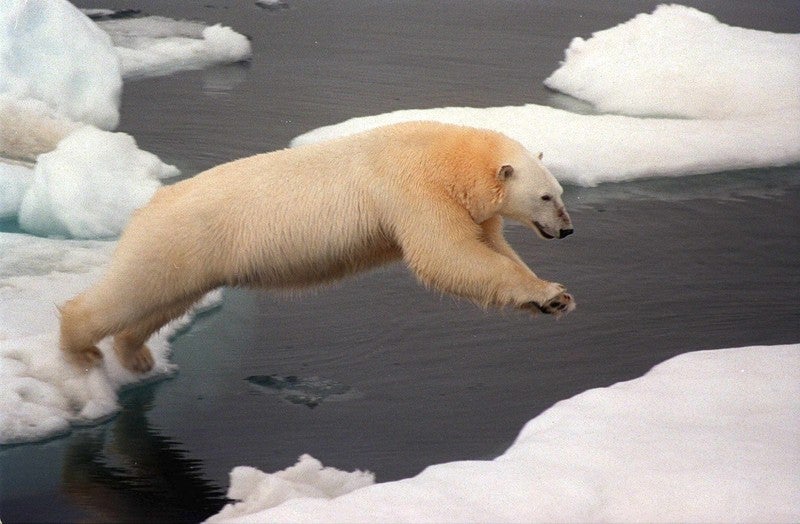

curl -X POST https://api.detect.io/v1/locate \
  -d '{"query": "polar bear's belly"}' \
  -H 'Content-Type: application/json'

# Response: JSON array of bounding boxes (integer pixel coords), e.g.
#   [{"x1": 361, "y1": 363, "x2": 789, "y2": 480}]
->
[{"x1": 226, "y1": 221, "x2": 401, "y2": 289}]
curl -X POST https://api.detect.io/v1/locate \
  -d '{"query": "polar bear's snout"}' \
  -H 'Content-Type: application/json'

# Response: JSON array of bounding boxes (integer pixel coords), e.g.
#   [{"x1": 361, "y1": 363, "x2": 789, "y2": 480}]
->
[
  {"x1": 558, "y1": 206, "x2": 574, "y2": 238},
  {"x1": 533, "y1": 204, "x2": 574, "y2": 240},
  {"x1": 533, "y1": 220, "x2": 573, "y2": 240}
]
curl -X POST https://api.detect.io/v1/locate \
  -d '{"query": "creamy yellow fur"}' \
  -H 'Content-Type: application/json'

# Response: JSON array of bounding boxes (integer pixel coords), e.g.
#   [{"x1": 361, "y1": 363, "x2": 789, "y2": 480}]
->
[{"x1": 59, "y1": 121, "x2": 574, "y2": 372}]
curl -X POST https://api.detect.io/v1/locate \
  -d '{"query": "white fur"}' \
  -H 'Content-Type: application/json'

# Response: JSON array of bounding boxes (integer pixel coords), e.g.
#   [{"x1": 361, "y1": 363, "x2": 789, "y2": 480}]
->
[{"x1": 59, "y1": 122, "x2": 575, "y2": 373}]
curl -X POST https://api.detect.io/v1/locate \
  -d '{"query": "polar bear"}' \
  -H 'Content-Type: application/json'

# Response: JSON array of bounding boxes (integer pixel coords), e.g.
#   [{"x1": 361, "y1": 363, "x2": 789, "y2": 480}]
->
[{"x1": 59, "y1": 121, "x2": 575, "y2": 373}]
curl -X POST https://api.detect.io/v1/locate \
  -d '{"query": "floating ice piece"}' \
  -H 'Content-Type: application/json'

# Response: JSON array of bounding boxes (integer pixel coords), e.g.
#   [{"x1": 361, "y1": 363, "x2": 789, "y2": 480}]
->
[
  {"x1": 255, "y1": 0, "x2": 290, "y2": 11},
  {"x1": 0, "y1": 104, "x2": 176, "y2": 234},
  {"x1": 98, "y1": 16, "x2": 253, "y2": 79},
  {"x1": 543, "y1": 4, "x2": 800, "y2": 119},
  {"x1": 247, "y1": 374, "x2": 360, "y2": 408},
  {"x1": 208, "y1": 455, "x2": 375, "y2": 523},
  {"x1": 292, "y1": 5, "x2": 800, "y2": 186},
  {"x1": 80, "y1": 8, "x2": 141, "y2": 21},
  {"x1": 18, "y1": 127, "x2": 178, "y2": 239},
  {"x1": 0, "y1": 0, "x2": 122, "y2": 130},
  {"x1": 291, "y1": 104, "x2": 800, "y2": 186},
  {"x1": 208, "y1": 344, "x2": 800, "y2": 523}
]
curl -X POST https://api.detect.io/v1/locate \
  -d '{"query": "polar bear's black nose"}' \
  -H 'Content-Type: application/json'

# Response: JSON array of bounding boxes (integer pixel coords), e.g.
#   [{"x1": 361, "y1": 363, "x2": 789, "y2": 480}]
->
[{"x1": 559, "y1": 228, "x2": 574, "y2": 239}]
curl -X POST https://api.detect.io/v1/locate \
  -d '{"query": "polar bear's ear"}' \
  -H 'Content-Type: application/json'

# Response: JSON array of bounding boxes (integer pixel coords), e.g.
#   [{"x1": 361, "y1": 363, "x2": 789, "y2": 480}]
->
[
  {"x1": 537, "y1": 152, "x2": 544, "y2": 160},
  {"x1": 498, "y1": 165, "x2": 514, "y2": 180}
]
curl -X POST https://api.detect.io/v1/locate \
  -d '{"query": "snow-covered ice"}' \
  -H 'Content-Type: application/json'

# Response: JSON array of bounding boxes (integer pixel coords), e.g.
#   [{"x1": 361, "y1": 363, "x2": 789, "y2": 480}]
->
[
  {"x1": 291, "y1": 103, "x2": 799, "y2": 187},
  {"x1": 0, "y1": 93, "x2": 176, "y2": 237},
  {"x1": 210, "y1": 455, "x2": 375, "y2": 523},
  {"x1": 209, "y1": 343, "x2": 800, "y2": 523},
  {"x1": 0, "y1": 0, "x2": 252, "y2": 237},
  {"x1": 544, "y1": 4, "x2": 800, "y2": 119},
  {"x1": 98, "y1": 16, "x2": 253, "y2": 80},
  {"x1": 292, "y1": 5, "x2": 800, "y2": 186},
  {"x1": 0, "y1": 0, "x2": 122, "y2": 130},
  {"x1": 19, "y1": 126, "x2": 177, "y2": 239}
]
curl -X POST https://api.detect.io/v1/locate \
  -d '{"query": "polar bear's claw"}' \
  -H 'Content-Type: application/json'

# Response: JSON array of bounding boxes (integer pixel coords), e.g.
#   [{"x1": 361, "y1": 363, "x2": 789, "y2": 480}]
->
[{"x1": 538, "y1": 291, "x2": 575, "y2": 316}]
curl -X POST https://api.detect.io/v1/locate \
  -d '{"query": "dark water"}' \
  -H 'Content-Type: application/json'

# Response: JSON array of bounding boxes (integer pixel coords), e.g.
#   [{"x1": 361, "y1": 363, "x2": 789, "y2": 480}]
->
[{"x1": 2, "y1": 1, "x2": 799, "y2": 522}]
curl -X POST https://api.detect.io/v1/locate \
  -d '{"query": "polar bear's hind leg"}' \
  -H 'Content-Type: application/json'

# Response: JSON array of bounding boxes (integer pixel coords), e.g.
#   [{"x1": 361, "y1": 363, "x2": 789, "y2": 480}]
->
[
  {"x1": 59, "y1": 295, "x2": 108, "y2": 369},
  {"x1": 112, "y1": 295, "x2": 203, "y2": 373}
]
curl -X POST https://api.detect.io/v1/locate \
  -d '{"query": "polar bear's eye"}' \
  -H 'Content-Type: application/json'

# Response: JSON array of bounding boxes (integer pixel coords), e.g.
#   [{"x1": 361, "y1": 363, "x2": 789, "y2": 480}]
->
[{"x1": 541, "y1": 195, "x2": 552, "y2": 201}]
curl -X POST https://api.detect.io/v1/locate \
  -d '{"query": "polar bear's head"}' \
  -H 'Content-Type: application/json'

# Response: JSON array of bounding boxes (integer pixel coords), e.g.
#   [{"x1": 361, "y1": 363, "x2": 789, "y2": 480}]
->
[{"x1": 498, "y1": 151, "x2": 573, "y2": 240}]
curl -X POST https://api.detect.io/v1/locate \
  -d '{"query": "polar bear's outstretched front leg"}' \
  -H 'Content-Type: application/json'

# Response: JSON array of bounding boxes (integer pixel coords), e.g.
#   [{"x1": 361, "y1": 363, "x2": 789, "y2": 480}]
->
[
  {"x1": 479, "y1": 215, "x2": 574, "y2": 315},
  {"x1": 479, "y1": 215, "x2": 532, "y2": 270},
  {"x1": 397, "y1": 203, "x2": 574, "y2": 314}
]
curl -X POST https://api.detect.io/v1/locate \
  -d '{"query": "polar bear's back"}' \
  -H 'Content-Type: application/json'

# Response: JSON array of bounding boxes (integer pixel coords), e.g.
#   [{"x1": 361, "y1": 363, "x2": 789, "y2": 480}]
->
[
  {"x1": 116, "y1": 139, "x2": 397, "y2": 290},
  {"x1": 113, "y1": 122, "x2": 521, "y2": 290}
]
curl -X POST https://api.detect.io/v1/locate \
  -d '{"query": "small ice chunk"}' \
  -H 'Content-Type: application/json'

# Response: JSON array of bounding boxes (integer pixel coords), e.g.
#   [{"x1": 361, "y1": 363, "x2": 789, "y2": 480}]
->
[
  {"x1": 18, "y1": 127, "x2": 178, "y2": 239},
  {"x1": 207, "y1": 455, "x2": 375, "y2": 523},
  {"x1": 99, "y1": 16, "x2": 253, "y2": 79}
]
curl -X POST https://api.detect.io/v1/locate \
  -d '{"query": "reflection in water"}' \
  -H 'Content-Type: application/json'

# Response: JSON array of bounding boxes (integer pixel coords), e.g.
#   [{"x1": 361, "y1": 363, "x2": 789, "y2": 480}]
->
[
  {"x1": 62, "y1": 385, "x2": 227, "y2": 523},
  {"x1": 203, "y1": 63, "x2": 250, "y2": 97}
]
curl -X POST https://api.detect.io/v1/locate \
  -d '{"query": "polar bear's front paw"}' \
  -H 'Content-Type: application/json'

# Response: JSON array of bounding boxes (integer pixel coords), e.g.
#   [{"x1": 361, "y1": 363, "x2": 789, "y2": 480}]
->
[
  {"x1": 538, "y1": 290, "x2": 575, "y2": 316},
  {"x1": 522, "y1": 283, "x2": 575, "y2": 317}
]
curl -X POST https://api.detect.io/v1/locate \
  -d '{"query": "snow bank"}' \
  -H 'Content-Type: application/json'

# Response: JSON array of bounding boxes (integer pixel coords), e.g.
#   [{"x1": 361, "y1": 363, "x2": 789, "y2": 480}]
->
[
  {"x1": 292, "y1": 5, "x2": 800, "y2": 186},
  {"x1": 0, "y1": 233, "x2": 221, "y2": 445},
  {"x1": 544, "y1": 4, "x2": 800, "y2": 119},
  {"x1": 18, "y1": 127, "x2": 177, "y2": 239},
  {"x1": 0, "y1": 0, "x2": 122, "y2": 130},
  {"x1": 209, "y1": 343, "x2": 800, "y2": 523}
]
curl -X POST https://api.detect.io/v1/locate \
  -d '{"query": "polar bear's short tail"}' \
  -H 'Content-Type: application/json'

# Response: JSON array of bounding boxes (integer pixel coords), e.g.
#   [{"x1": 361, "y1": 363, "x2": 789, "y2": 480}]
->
[{"x1": 0, "y1": 96, "x2": 81, "y2": 163}]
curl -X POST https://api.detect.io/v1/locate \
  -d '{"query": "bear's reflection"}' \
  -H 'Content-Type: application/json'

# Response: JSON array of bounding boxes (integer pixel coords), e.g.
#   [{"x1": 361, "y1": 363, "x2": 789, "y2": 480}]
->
[{"x1": 62, "y1": 384, "x2": 227, "y2": 523}]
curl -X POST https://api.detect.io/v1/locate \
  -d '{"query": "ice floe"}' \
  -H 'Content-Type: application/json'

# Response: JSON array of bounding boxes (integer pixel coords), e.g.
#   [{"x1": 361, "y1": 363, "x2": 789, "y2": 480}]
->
[
  {"x1": 98, "y1": 16, "x2": 252, "y2": 80},
  {"x1": 0, "y1": 0, "x2": 122, "y2": 130},
  {"x1": 0, "y1": 0, "x2": 252, "y2": 236},
  {"x1": 544, "y1": 4, "x2": 800, "y2": 119},
  {"x1": 209, "y1": 343, "x2": 800, "y2": 523},
  {"x1": 292, "y1": 5, "x2": 800, "y2": 186}
]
